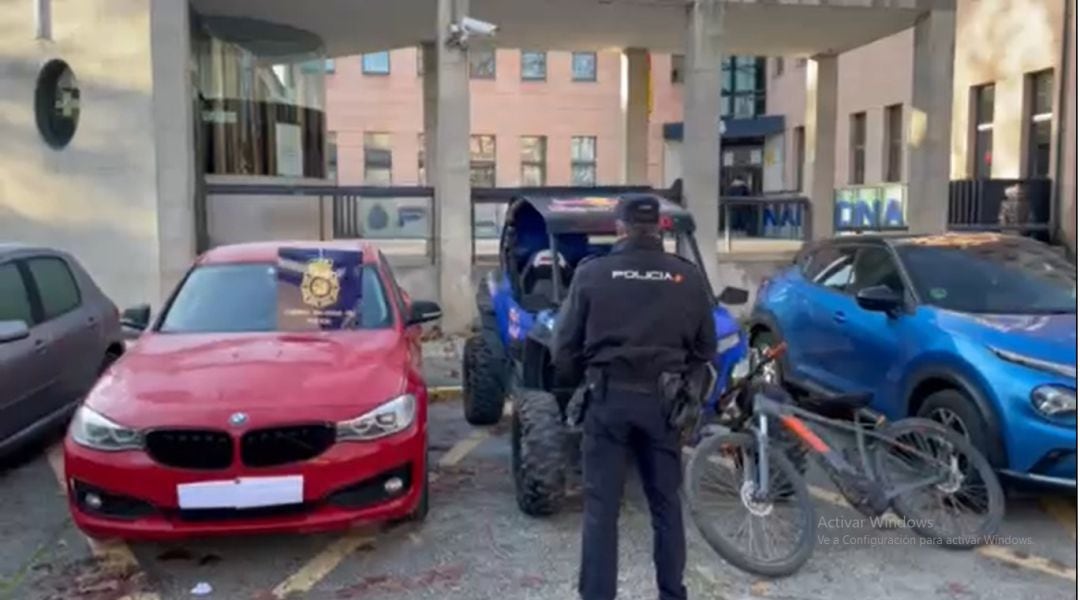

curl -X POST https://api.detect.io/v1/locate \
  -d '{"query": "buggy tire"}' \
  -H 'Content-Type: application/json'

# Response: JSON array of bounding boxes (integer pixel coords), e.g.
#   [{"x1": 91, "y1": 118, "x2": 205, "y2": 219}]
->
[
  {"x1": 463, "y1": 334, "x2": 507, "y2": 426},
  {"x1": 511, "y1": 390, "x2": 567, "y2": 517}
]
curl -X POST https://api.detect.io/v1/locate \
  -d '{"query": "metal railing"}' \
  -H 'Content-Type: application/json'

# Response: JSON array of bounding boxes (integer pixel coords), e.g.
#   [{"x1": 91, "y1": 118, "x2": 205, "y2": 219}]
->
[
  {"x1": 202, "y1": 182, "x2": 813, "y2": 262},
  {"x1": 948, "y1": 178, "x2": 1052, "y2": 239},
  {"x1": 718, "y1": 194, "x2": 812, "y2": 252}
]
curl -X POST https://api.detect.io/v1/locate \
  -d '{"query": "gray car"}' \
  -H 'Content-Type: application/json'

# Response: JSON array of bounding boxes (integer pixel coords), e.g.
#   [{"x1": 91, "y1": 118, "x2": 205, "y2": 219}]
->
[{"x1": 0, "y1": 244, "x2": 124, "y2": 454}]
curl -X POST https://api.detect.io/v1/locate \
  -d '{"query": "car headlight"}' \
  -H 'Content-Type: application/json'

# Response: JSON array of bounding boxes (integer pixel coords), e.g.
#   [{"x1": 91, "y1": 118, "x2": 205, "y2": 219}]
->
[
  {"x1": 1031, "y1": 386, "x2": 1077, "y2": 416},
  {"x1": 336, "y1": 394, "x2": 417, "y2": 441},
  {"x1": 717, "y1": 333, "x2": 741, "y2": 354},
  {"x1": 69, "y1": 406, "x2": 143, "y2": 451}
]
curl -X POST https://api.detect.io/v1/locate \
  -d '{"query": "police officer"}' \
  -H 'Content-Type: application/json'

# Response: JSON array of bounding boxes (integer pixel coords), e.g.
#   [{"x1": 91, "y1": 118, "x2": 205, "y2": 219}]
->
[{"x1": 553, "y1": 194, "x2": 718, "y2": 600}]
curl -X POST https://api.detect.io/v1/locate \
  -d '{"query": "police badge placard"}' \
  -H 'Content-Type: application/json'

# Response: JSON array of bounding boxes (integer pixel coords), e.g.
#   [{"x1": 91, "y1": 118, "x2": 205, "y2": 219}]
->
[{"x1": 276, "y1": 247, "x2": 363, "y2": 331}]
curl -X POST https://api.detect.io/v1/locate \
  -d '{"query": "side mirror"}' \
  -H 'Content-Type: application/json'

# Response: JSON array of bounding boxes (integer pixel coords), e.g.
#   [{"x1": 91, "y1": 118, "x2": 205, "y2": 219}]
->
[
  {"x1": 0, "y1": 320, "x2": 30, "y2": 344},
  {"x1": 406, "y1": 300, "x2": 443, "y2": 326},
  {"x1": 717, "y1": 286, "x2": 750, "y2": 306},
  {"x1": 121, "y1": 304, "x2": 152, "y2": 331},
  {"x1": 855, "y1": 285, "x2": 903, "y2": 314}
]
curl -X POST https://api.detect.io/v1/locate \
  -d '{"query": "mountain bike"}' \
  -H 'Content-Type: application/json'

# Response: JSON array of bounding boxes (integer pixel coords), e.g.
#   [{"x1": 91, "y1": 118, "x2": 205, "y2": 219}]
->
[{"x1": 684, "y1": 344, "x2": 1006, "y2": 577}]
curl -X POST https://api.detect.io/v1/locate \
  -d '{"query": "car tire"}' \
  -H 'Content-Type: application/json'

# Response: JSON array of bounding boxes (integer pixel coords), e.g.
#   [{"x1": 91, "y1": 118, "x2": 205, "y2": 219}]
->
[
  {"x1": 511, "y1": 389, "x2": 567, "y2": 517},
  {"x1": 463, "y1": 334, "x2": 507, "y2": 426},
  {"x1": 409, "y1": 460, "x2": 430, "y2": 523},
  {"x1": 916, "y1": 389, "x2": 995, "y2": 466}
]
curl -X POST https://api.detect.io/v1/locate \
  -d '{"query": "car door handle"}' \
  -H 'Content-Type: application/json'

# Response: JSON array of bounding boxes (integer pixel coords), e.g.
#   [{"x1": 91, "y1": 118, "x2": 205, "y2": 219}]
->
[
  {"x1": 833, "y1": 311, "x2": 847, "y2": 324},
  {"x1": 33, "y1": 338, "x2": 49, "y2": 354}
]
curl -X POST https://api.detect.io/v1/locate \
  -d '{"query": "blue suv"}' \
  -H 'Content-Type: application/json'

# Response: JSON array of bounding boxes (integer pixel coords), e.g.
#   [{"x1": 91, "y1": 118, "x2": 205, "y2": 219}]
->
[{"x1": 750, "y1": 233, "x2": 1076, "y2": 488}]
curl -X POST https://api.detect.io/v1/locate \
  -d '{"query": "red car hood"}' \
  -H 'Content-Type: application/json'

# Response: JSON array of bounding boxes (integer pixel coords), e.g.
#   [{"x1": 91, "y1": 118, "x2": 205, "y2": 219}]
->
[{"x1": 88, "y1": 331, "x2": 408, "y2": 429}]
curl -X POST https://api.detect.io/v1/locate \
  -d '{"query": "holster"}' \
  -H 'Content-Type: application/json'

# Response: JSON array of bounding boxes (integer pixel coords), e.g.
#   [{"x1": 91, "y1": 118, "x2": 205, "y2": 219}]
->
[
  {"x1": 658, "y1": 371, "x2": 687, "y2": 429},
  {"x1": 567, "y1": 368, "x2": 606, "y2": 428}
]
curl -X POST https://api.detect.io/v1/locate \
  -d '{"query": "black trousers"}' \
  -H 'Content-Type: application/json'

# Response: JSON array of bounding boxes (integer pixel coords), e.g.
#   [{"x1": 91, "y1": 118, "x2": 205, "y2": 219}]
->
[{"x1": 579, "y1": 387, "x2": 687, "y2": 600}]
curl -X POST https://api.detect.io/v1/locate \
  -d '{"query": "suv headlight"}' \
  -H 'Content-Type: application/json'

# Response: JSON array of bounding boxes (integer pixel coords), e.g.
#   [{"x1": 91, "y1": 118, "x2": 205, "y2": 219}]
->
[
  {"x1": 69, "y1": 406, "x2": 143, "y2": 451},
  {"x1": 336, "y1": 394, "x2": 417, "y2": 441},
  {"x1": 1031, "y1": 386, "x2": 1077, "y2": 416}
]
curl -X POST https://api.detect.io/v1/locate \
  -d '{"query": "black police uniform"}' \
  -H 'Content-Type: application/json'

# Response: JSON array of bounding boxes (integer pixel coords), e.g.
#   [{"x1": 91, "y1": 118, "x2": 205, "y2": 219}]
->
[{"x1": 553, "y1": 196, "x2": 718, "y2": 600}]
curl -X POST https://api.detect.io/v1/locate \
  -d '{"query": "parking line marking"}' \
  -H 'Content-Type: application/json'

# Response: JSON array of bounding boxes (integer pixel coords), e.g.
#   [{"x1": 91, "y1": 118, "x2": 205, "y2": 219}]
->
[
  {"x1": 269, "y1": 428, "x2": 490, "y2": 598},
  {"x1": 1040, "y1": 497, "x2": 1076, "y2": 540},
  {"x1": 428, "y1": 386, "x2": 463, "y2": 403},
  {"x1": 439, "y1": 430, "x2": 491, "y2": 468},
  {"x1": 44, "y1": 443, "x2": 162, "y2": 600},
  {"x1": 270, "y1": 529, "x2": 376, "y2": 599},
  {"x1": 976, "y1": 545, "x2": 1077, "y2": 582},
  {"x1": 806, "y1": 483, "x2": 1076, "y2": 582}
]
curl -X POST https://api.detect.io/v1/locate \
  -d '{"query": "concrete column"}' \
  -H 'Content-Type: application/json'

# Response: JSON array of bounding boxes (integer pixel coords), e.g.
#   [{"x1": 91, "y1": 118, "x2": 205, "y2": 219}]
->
[
  {"x1": 421, "y1": 42, "x2": 439, "y2": 185},
  {"x1": 683, "y1": 0, "x2": 723, "y2": 289},
  {"x1": 907, "y1": 10, "x2": 955, "y2": 235},
  {"x1": 804, "y1": 54, "x2": 838, "y2": 240},
  {"x1": 150, "y1": 0, "x2": 197, "y2": 299},
  {"x1": 1057, "y1": 0, "x2": 1076, "y2": 255},
  {"x1": 624, "y1": 48, "x2": 650, "y2": 185},
  {"x1": 435, "y1": 0, "x2": 474, "y2": 332}
]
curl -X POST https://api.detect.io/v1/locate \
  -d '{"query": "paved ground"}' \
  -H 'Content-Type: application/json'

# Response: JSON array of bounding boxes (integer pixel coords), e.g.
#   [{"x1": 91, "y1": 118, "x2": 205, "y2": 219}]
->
[{"x1": 0, "y1": 344, "x2": 1075, "y2": 600}]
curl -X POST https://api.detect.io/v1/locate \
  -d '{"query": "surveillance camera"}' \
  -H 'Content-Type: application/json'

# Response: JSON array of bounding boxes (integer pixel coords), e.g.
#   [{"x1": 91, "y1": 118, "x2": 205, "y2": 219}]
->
[{"x1": 458, "y1": 16, "x2": 498, "y2": 37}]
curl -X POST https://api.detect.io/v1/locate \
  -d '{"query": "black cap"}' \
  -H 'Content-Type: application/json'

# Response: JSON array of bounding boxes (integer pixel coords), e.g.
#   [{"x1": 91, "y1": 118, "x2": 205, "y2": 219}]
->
[{"x1": 617, "y1": 195, "x2": 660, "y2": 225}]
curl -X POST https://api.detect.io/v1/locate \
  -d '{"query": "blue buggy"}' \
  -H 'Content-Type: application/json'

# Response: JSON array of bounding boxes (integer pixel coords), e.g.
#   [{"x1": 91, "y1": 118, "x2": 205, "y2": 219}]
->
[{"x1": 461, "y1": 192, "x2": 750, "y2": 516}]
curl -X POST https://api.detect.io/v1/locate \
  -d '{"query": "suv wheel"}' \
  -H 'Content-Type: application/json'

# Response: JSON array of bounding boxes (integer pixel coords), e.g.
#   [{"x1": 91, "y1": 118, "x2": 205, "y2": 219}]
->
[
  {"x1": 916, "y1": 389, "x2": 995, "y2": 466},
  {"x1": 511, "y1": 389, "x2": 567, "y2": 516},
  {"x1": 462, "y1": 334, "x2": 507, "y2": 426}
]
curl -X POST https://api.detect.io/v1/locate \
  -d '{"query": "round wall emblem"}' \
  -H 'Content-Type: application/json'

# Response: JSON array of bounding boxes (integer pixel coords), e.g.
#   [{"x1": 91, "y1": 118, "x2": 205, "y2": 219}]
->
[{"x1": 35, "y1": 59, "x2": 80, "y2": 149}]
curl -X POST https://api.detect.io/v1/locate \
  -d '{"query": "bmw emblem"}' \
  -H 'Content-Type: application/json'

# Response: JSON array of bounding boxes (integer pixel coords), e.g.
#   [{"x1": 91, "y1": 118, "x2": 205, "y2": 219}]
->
[{"x1": 229, "y1": 412, "x2": 248, "y2": 427}]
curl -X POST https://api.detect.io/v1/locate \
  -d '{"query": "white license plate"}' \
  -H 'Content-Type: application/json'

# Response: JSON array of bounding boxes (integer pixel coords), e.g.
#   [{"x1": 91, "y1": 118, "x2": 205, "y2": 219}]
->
[{"x1": 177, "y1": 476, "x2": 304, "y2": 509}]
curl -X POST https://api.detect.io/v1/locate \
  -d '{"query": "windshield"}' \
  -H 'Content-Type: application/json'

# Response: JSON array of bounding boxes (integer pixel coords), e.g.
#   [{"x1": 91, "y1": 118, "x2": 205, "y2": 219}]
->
[
  {"x1": 159, "y1": 264, "x2": 393, "y2": 333},
  {"x1": 897, "y1": 240, "x2": 1077, "y2": 314}
]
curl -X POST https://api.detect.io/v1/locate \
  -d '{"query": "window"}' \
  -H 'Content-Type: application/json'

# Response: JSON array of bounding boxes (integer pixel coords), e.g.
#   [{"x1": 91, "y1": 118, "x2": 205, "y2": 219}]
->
[
  {"x1": 327, "y1": 132, "x2": 338, "y2": 182},
  {"x1": 361, "y1": 51, "x2": 391, "y2": 75},
  {"x1": 971, "y1": 84, "x2": 995, "y2": 178},
  {"x1": 159, "y1": 265, "x2": 393, "y2": 333},
  {"x1": 26, "y1": 257, "x2": 80, "y2": 320},
  {"x1": 417, "y1": 132, "x2": 426, "y2": 186},
  {"x1": 671, "y1": 54, "x2": 685, "y2": 84},
  {"x1": 721, "y1": 56, "x2": 766, "y2": 118},
  {"x1": 521, "y1": 51, "x2": 546, "y2": 81},
  {"x1": 572, "y1": 52, "x2": 597, "y2": 82},
  {"x1": 773, "y1": 57, "x2": 784, "y2": 77},
  {"x1": 0, "y1": 263, "x2": 33, "y2": 325},
  {"x1": 520, "y1": 136, "x2": 547, "y2": 186},
  {"x1": 884, "y1": 104, "x2": 903, "y2": 182},
  {"x1": 364, "y1": 132, "x2": 393, "y2": 185},
  {"x1": 470, "y1": 134, "x2": 496, "y2": 187},
  {"x1": 324, "y1": 59, "x2": 335, "y2": 74},
  {"x1": 850, "y1": 112, "x2": 866, "y2": 184},
  {"x1": 571, "y1": 136, "x2": 597, "y2": 185},
  {"x1": 469, "y1": 48, "x2": 496, "y2": 79},
  {"x1": 1026, "y1": 69, "x2": 1054, "y2": 178},
  {"x1": 804, "y1": 246, "x2": 857, "y2": 291},
  {"x1": 793, "y1": 126, "x2": 806, "y2": 191},
  {"x1": 850, "y1": 247, "x2": 905, "y2": 296},
  {"x1": 897, "y1": 238, "x2": 1076, "y2": 314}
]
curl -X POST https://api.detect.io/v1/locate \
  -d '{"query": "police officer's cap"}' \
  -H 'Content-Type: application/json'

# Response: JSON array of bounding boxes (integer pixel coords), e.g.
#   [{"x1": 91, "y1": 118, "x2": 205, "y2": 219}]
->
[{"x1": 616, "y1": 195, "x2": 660, "y2": 225}]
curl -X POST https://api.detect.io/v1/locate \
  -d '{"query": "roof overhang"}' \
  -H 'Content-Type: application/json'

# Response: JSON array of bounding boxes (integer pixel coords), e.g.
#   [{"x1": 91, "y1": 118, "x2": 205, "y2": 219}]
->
[{"x1": 190, "y1": 0, "x2": 952, "y2": 58}]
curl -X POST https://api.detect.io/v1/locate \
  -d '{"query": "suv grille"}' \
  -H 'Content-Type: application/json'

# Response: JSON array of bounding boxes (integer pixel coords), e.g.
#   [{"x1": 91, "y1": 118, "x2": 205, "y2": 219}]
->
[
  {"x1": 241, "y1": 424, "x2": 336, "y2": 468},
  {"x1": 144, "y1": 429, "x2": 233, "y2": 470}
]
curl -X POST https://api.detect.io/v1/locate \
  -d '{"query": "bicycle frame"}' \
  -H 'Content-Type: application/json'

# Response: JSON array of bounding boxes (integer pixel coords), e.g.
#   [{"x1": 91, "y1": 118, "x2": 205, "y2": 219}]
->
[{"x1": 746, "y1": 394, "x2": 953, "y2": 505}]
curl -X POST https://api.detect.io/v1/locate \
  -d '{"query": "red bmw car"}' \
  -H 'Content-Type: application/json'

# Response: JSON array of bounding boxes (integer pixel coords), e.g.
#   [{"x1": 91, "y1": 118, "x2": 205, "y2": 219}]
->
[{"x1": 64, "y1": 241, "x2": 442, "y2": 540}]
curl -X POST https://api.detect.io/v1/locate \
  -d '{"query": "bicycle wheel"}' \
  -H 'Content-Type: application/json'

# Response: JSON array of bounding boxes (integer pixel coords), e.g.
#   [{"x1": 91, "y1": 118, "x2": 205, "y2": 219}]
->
[
  {"x1": 872, "y1": 418, "x2": 1005, "y2": 549},
  {"x1": 685, "y1": 432, "x2": 816, "y2": 577}
]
